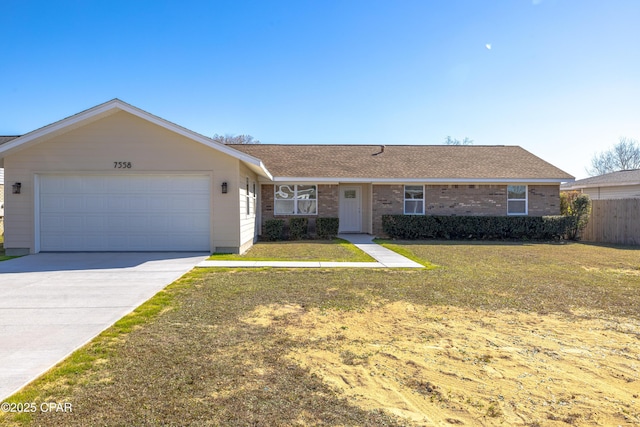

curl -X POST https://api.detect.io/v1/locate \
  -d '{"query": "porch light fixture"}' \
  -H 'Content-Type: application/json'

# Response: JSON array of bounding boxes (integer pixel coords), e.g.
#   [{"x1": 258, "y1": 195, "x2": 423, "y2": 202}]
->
[
  {"x1": 221, "y1": 182, "x2": 228, "y2": 194},
  {"x1": 12, "y1": 182, "x2": 21, "y2": 194}
]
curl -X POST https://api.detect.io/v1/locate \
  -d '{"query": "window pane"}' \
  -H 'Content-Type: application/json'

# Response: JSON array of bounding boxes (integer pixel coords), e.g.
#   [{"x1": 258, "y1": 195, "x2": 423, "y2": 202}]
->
[
  {"x1": 508, "y1": 200, "x2": 526, "y2": 214},
  {"x1": 344, "y1": 190, "x2": 356, "y2": 199},
  {"x1": 508, "y1": 185, "x2": 526, "y2": 200},
  {"x1": 275, "y1": 200, "x2": 295, "y2": 215},
  {"x1": 405, "y1": 185, "x2": 423, "y2": 200},
  {"x1": 296, "y1": 185, "x2": 316, "y2": 200},
  {"x1": 275, "y1": 185, "x2": 294, "y2": 200},
  {"x1": 297, "y1": 200, "x2": 317, "y2": 215},
  {"x1": 405, "y1": 200, "x2": 423, "y2": 214}
]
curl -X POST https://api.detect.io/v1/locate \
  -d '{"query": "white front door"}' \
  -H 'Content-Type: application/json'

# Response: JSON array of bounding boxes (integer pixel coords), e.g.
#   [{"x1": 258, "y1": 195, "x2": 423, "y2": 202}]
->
[{"x1": 339, "y1": 186, "x2": 362, "y2": 232}]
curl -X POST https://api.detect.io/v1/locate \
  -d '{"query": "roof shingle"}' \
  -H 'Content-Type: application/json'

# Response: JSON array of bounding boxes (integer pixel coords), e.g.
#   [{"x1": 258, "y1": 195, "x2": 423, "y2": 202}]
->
[
  {"x1": 561, "y1": 169, "x2": 640, "y2": 190},
  {"x1": 230, "y1": 144, "x2": 573, "y2": 181}
]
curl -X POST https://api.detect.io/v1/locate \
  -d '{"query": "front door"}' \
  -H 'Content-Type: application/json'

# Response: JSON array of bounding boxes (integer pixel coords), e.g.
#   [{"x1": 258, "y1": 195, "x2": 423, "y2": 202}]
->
[{"x1": 339, "y1": 186, "x2": 362, "y2": 232}]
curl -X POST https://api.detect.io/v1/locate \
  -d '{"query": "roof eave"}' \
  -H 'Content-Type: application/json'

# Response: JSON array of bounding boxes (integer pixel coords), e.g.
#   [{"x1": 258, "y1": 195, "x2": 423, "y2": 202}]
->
[{"x1": 265, "y1": 177, "x2": 573, "y2": 184}]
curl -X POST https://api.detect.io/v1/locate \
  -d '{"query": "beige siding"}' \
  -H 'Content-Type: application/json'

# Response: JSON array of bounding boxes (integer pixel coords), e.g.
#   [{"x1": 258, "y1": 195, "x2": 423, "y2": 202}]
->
[
  {"x1": 4, "y1": 111, "x2": 245, "y2": 253},
  {"x1": 238, "y1": 163, "x2": 259, "y2": 253},
  {"x1": 582, "y1": 185, "x2": 640, "y2": 200}
]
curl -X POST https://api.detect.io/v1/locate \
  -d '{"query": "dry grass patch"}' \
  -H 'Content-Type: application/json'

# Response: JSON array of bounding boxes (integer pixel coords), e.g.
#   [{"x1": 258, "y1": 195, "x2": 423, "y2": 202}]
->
[
  {"x1": 3, "y1": 242, "x2": 639, "y2": 426},
  {"x1": 247, "y1": 301, "x2": 639, "y2": 425}
]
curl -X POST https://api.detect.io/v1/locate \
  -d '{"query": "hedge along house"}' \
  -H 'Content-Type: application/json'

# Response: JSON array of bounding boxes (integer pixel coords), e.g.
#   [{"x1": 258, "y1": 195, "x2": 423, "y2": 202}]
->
[
  {"x1": 0, "y1": 99, "x2": 574, "y2": 255},
  {"x1": 0, "y1": 100, "x2": 271, "y2": 255},
  {"x1": 229, "y1": 144, "x2": 575, "y2": 236}
]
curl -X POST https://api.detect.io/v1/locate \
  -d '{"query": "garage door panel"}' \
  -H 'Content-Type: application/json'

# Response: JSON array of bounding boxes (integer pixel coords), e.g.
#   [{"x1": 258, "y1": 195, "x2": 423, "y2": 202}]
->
[{"x1": 40, "y1": 175, "x2": 211, "y2": 252}]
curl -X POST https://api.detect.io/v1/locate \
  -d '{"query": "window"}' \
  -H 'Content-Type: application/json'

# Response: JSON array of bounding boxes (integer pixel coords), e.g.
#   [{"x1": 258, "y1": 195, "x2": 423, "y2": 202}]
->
[
  {"x1": 252, "y1": 182, "x2": 257, "y2": 215},
  {"x1": 246, "y1": 177, "x2": 250, "y2": 215},
  {"x1": 274, "y1": 184, "x2": 317, "y2": 215},
  {"x1": 507, "y1": 185, "x2": 527, "y2": 215},
  {"x1": 404, "y1": 185, "x2": 424, "y2": 214}
]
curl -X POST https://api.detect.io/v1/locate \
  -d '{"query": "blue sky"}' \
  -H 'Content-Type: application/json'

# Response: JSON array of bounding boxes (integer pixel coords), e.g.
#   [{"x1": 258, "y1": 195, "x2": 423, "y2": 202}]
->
[{"x1": 1, "y1": 0, "x2": 639, "y2": 179}]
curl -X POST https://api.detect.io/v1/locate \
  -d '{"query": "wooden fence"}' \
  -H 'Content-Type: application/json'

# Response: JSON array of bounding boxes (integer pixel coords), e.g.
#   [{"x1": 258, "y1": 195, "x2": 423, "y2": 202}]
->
[{"x1": 581, "y1": 199, "x2": 640, "y2": 246}]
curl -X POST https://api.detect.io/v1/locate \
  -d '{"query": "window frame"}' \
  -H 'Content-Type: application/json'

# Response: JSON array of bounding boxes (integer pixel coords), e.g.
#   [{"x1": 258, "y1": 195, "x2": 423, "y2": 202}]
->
[
  {"x1": 274, "y1": 184, "x2": 318, "y2": 216},
  {"x1": 404, "y1": 184, "x2": 425, "y2": 215},
  {"x1": 245, "y1": 177, "x2": 251, "y2": 216},
  {"x1": 507, "y1": 184, "x2": 528, "y2": 215},
  {"x1": 252, "y1": 181, "x2": 257, "y2": 215}
]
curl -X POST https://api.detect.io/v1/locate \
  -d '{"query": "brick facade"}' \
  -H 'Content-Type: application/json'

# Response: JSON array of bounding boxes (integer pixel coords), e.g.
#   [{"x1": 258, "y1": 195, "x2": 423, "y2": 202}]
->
[
  {"x1": 528, "y1": 184, "x2": 561, "y2": 216},
  {"x1": 260, "y1": 184, "x2": 338, "y2": 235},
  {"x1": 425, "y1": 185, "x2": 506, "y2": 216},
  {"x1": 372, "y1": 185, "x2": 404, "y2": 235},
  {"x1": 371, "y1": 184, "x2": 561, "y2": 235},
  {"x1": 261, "y1": 183, "x2": 561, "y2": 236}
]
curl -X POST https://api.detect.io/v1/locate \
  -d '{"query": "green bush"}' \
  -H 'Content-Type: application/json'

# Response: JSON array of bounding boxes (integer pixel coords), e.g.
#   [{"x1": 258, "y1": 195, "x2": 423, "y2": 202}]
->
[
  {"x1": 382, "y1": 215, "x2": 575, "y2": 241},
  {"x1": 263, "y1": 219, "x2": 285, "y2": 241},
  {"x1": 316, "y1": 217, "x2": 339, "y2": 239},
  {"x1": 565, "y1": 194, "x2": 591, "y2": 240},
  {"x1": 288, "y1": 217, "x2": 309, "y2": 240}
]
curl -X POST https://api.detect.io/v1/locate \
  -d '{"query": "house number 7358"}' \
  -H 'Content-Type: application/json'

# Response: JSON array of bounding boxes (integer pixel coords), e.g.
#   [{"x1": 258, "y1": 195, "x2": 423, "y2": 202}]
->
[{"x1": 114, "y1": 162, "x2": 132, "y2": 169}]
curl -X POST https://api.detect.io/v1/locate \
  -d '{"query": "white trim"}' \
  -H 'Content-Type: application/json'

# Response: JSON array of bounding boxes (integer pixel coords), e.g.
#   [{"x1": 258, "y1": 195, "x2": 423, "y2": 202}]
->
[
  {"x1": 270, "y1": 177, "x2": 569, "y2": 184},
  {"x1": 0, "y1": 99, "x2": 273, "y2": 180}
]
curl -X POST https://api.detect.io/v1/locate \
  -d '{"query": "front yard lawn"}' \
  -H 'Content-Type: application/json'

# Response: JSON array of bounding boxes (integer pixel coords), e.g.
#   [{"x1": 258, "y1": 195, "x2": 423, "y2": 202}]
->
[
  {"x1": 3, "y1": 242, "x2": 639, "y2": 426},
  {"x1": 208, "y1": 238, "x2": 375, "y2": 262}
]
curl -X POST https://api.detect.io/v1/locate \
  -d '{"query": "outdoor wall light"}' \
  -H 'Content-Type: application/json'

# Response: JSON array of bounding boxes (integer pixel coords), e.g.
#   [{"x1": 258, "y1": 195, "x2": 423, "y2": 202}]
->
[
  {"x1": 221, "y1": 182, "x2": 228, "y2": 194},
  {"x1": 12, "y1": 182, "x2": 21, "y2": 194}
]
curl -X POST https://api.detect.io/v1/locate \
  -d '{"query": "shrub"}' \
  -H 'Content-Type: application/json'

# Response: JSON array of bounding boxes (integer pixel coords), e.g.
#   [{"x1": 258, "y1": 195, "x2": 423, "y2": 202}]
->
[
  {"x1": 263, "y1": 219, "x2": 284, "y2": 241},
  {"x1": 564, "y1": 194, "x2": 591, "y2": 240},
  {"x1": 288, "y1": 217, "x2": 309, "y2": 240},
  {"x1": 382, "y1": 215, "x2": 575, "y2": 241},
  {"x1": 316, "y1": 217, "x2": 339, "y2": 239}
]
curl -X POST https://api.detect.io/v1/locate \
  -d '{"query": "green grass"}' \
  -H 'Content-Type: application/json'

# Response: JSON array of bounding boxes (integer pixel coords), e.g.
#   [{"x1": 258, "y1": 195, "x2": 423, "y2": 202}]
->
[
  {"x1": 208, "y1": 238, "x2": 375, "y2": 262},
  {"x1": 2, "y1": 241, "x2": 639, "y2": 426},
  {"x1": 374, "y1": 238, "x2": 438, "y2": 268},
  {"x1": 0, "y1": 234, "x2": 13, "y2": 261}
]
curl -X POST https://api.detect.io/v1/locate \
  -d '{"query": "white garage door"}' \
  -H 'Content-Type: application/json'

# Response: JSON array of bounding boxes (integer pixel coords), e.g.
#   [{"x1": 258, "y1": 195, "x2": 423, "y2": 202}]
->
[{"x1": 39, "y1": 175, "x2": 211, "y2": 251}]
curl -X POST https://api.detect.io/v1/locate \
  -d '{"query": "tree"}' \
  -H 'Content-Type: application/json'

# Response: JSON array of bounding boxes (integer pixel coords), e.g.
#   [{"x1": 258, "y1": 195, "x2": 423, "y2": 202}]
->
[
  {"x1": 560, "y1": 192, "x2": 591, "y2": 240},
  {"x1": 212, "y1": 134, "x2": 260, "y2": 144},
  {"x1": 587, "y1": 137, "x2": 640, "y2": 176},
  {"x1": 444, "y1": 136, "x2": 473, "y2": 145}
]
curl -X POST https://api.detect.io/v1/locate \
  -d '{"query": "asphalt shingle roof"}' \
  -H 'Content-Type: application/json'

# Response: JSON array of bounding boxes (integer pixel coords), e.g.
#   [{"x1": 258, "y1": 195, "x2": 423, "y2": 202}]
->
[
  {"x1": 230, "y1": 144, "x2": 574, "y2": 181},
  {"x1": 561, "y1": 169, "x2": 640, "y2": 189},
  {"x1": 0, "y1": 136, "x2": 20, "y2": 145}
]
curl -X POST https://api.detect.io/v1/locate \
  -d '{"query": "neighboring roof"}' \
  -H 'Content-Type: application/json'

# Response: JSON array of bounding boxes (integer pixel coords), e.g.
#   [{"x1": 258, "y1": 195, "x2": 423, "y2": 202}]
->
[
  {"x1": 230, "y1": 144, "x2": 574, "y2": 183},
  {"x1": 561, "y1": 169, "x2": 640, "y2": 190},
  {"x1": 0, "y1": 100, "x2": 272, "y2": 179}
]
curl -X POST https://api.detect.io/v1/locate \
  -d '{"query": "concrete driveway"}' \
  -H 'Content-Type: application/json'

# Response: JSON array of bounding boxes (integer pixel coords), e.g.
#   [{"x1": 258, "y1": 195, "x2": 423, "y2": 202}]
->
[{"x1": 0, "y1": 252, "x2": 208, "y2": 401}]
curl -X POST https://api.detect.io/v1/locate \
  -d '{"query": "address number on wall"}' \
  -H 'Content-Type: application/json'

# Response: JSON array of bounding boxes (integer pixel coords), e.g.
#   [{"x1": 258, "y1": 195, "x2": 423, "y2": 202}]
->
[{"x1": 114, "y1": 162, "x2": 132, "y2": 169}]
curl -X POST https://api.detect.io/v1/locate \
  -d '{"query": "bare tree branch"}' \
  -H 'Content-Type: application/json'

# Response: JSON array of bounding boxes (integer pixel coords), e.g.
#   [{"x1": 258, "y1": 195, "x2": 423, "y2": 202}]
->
[
  {"x1": 212, "y1": 134, "x2": 261, "y2": 144},
  {"x1": 587, "y1": 137, "x2": 640, "y2": 176},
  {"x1": 444, "y1": 136, "x2": 474, "y2": 145}
]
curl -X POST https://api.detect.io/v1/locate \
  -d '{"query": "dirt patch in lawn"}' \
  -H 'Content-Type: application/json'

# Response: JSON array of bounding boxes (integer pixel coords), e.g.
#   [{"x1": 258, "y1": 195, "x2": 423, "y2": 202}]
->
[{"x1": 243, "y1": 301, "x2": 640, "y2": 426}]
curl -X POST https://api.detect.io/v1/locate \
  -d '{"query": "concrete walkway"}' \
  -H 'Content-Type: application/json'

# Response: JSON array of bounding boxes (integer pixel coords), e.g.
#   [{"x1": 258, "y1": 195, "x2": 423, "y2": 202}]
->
[
  {"x1": 0, "y1": 252, "x2": 208, "y2": 401},
  {"x1": 196, "y1": 234, "x2": 423, "y2": 268}
]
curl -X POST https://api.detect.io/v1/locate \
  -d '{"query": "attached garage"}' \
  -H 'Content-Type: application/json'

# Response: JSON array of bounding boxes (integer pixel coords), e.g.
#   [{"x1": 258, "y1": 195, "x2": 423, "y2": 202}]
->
[
  {"x1": 0, "y1": 99, "x2": 271, "y2": 255},
  {"x1": 38, "y1": 174, "x2": 211, "y2": 252}
]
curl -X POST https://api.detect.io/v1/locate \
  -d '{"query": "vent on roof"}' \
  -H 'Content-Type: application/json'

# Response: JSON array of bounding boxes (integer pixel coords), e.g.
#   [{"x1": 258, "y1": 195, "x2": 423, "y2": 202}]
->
[{"x1": 373, "y1": 145, "x2": 385, "y2": 156}]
